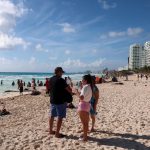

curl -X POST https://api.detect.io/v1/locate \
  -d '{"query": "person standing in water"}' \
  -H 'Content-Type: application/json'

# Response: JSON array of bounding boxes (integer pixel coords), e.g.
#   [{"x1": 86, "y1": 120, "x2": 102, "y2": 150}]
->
[{"x1": 19, "y1": 80, "x2": 23, "y2": 95}]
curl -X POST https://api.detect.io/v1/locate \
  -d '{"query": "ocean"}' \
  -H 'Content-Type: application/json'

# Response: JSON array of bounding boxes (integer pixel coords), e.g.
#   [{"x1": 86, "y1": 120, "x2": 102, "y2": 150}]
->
[{"x1": 0, "y1": 72, "x2": 89, "y2": 95}]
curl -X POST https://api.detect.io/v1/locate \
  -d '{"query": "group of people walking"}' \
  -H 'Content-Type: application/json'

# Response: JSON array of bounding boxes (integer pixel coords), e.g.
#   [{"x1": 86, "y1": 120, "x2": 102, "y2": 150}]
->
[
  {"x1": 137, "y1": 74, "x2": 149, "y2": 80},
  {"x1": 48, "y1": 67, "x2": 99, "y2": 142}
]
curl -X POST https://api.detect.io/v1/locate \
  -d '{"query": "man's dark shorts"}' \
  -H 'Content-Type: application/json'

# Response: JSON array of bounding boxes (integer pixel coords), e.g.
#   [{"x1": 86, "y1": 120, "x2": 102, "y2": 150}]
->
[{"x1": 49, "y1": 103, "x2": 67, "y2": 118}]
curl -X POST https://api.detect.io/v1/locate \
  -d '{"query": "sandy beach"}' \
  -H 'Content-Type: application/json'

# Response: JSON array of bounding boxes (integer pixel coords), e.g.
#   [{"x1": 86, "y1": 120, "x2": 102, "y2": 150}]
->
[{"x1": 0, "y1": 74, "x2": 150, "y2": 150}]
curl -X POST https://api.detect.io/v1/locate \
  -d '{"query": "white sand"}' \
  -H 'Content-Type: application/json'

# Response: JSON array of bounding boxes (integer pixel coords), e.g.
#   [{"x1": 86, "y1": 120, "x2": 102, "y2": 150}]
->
[{"x1": 0, "y1": 74, "x2": 150, "y2": 150}]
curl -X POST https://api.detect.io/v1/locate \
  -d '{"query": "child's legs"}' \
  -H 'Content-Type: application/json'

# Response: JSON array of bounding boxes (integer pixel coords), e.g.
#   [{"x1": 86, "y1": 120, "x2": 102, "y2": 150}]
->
[{"x1": 79, "y1": 111, "x2": 89, "y2": 141}]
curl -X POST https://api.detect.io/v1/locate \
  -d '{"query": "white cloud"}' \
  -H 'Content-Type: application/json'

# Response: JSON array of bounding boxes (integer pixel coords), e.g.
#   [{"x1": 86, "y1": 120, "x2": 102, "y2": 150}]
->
[
  {"x1": 100, "y1": 34, "x2": 107, "y2": 39},
  {"x1": 0, "y1": 16, "x2": 16, "y2": 32},
  {"x1": 0, "y1": 57, "x2": 21, "y2": 71},
  {"x1": 108, "y1": 31, "x2": 125, "y2": 38},
  {"x1": 28, "y1": 57, "x2": 36, "y2": 64},
  {"x1": 77, "y1": 16, "x2": 103, "y2": 29},
  {"x1": 0, "y1": 33, "x2": 29, "y2": 49},
  {"x1": 59, "y1": 58, "x2": 105, "y2": 69},
  {"x1": 0, "y1": 0, "x2": 29, "y2": 32},
  {"x1": 98, "y1": 0, "x2": 117, "y2": 10},
  {"x1": 0, "y1": 0, "x2": 28, "y2": 16},
  {"x1": 35, "y1": 44, "x2": 48, "y2": 52},
  {"x1": 89, "y1": 59, "x2": 105, "y2": 67},
  {"x1": 59, "y1": 59, "x2": 85, "y2": 68},
  {"x1": 0, "y1": 56, "x2": 106, "y2": 72},
  {"x1": 65, "y1": 50, "x2": 71, "y2": 55},
  {"x1": 58, "y1": 23, "x2": 75, "y2": 33},
  {"x1": 92, "y1": 49, "x2": 98, "y2": 53},
  {"x1": 35, "y1": 44, "x2": 42, "y2": 50},
  {"x1": 127, "y1": 27, "x2": 143, "y2": 36},
  {"x1": 0, "y1": 57, "x2": 11, "y2": 65},
  {"x1": 49, "y1": 56, "x2": 57, "y2": 60},
  {"x1": 100, "y1": 27, "x2": 144, "y2": 39},
  {"x1": 0, "y1": 0, "x2": 30, "y2": 50},
  {"x1": 0, "y1": 57, "x2": 44, "y2": 72}
]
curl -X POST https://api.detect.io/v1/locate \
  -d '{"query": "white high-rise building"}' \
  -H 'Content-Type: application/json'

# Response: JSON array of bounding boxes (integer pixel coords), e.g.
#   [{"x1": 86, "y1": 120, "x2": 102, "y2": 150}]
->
[
  {"x1": 145, "y1": 41, "x2": 150, "y2": 66},
  {"x1": 129, "y1": 44, "x2": 146, "y2": 70}
]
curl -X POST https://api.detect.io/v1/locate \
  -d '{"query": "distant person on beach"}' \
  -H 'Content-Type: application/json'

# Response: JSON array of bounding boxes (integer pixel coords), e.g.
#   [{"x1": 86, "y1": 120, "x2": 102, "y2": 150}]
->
[
  {"x1": 125, "y1": 75, "x2": 128, "y2": 81},
  {"x1": 27, "y1": 82, "x2": 31, "y2": 87},
  {"x1": 19, "y1": 80, "x2": 23, "y2": 95},
  {"x1": 0, "y1": 102, "x2": 10, "y2": 116},
  {"x1": 39, "y1": 81, "x2": 43, "y2": 86},
  {"x1": 17, "y1": 80, "x2": 20, "y2": 89},
  {"x1": 76, "y1": 74, "x2": 93, "y2": 141},
  {"x1": 67, "y1": 76, "x2": 73, "y2": 88},
  {"x1": 12, "y1": 81, "x2": 15, "y2": 86},
  {"x1": 37, "y1": 80, "x2": 39, "y2": 85},
  {"x1": 49, "y1": 67, "x2": 73, "y2": 138},
  {"x1": 31, "y1": 78, "x2": 36, "y2": 90},
  {"x1": 1, "y1": 80, "x2": 3, "y2": 85},
  {"x1": 45, "y1": 78, "x2": 49, "y2": 94},
  {"x1": 78, "y1": 81, "x2": 83, "y2": 90},
  {"x1": 137, "y1": 74, "x2": 140, "y2": 81},
  {"x1": 145, "y1": 75, "x2": 148, "y2": 80},
  {"x1": 90, "y1": 76, "x2": 99, "y2": 132}
]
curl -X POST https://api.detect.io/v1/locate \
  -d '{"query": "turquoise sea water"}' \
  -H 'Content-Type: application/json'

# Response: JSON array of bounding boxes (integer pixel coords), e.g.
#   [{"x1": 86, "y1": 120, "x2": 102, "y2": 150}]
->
[
  {"x1": 0, "y1": 72, "x2": 85, "y2": 95},
  {"x1": 0, "y1": 72, "x2": 103, "y2": 95}
]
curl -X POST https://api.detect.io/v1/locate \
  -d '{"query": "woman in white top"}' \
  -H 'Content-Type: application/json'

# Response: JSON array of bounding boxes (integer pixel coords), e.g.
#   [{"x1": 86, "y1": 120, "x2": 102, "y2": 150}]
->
[{"x1": 76, "y1": 74, "x2": 93, "y2": 141}]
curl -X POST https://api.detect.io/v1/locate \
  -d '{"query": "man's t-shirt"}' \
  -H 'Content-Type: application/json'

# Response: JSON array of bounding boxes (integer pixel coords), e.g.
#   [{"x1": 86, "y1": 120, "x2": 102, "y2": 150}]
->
[{"x1": 49, "y1": 75, "x2": 68, "y2": 104}]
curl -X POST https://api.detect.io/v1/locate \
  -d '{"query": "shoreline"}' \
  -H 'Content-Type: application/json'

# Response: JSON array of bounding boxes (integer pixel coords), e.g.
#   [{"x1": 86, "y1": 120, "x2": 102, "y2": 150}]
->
[
  {"x1": 0, "y1": 86, "x2": 46, "y2": 99},
  {"x1": 0, "y1": 74, "x2": 144, "y2": 100},
  {"x1": 0, "y1": 73, "x2": 147, "y2": 100}
]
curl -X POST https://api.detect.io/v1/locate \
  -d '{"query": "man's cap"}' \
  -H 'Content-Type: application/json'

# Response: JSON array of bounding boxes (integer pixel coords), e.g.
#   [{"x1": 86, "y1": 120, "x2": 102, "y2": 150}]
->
[{"x1": 54, "y1": 67, "x2": 65, "y2": 74}]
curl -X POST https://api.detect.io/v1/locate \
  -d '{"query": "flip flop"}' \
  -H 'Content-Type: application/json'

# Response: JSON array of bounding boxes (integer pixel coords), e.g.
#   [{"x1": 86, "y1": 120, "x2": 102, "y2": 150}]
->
[{"x1": 90, "y1": 129, "x2": 96, "y2": 132}]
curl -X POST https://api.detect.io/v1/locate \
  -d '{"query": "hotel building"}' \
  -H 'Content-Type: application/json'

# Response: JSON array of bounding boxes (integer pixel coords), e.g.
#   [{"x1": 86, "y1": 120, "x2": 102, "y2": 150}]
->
[
  {"x1": 129, "y1": 41, "x2": 150, "y2": 70},
  {"x1": 145, "y1": 41, "x2": 150, "y2": 66},
  {"x1": 129, "y1": 44, "x2": 145, "y2": 70}
]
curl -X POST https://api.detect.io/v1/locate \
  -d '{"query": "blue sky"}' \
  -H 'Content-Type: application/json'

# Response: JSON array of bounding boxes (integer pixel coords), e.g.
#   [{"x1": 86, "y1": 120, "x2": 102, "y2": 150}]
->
[{"x1": 0, "y1": 0, "x2": 150, "y2": 72}]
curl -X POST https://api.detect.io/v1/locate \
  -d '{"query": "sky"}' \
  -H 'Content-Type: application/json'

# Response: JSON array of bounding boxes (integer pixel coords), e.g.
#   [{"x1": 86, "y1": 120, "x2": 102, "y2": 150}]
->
[{"x1": 0, "y1": 0, "x2": 150, "y2": 73}]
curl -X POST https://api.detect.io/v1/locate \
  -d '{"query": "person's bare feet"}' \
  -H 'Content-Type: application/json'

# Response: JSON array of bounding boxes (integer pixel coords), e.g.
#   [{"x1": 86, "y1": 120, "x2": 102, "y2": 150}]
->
[
  {"x1": 90, "y1": 128, "x2": 96, "y2": 132},
  {"x1": 49, "y1": 130, "x2": 55, "y2": 135}
]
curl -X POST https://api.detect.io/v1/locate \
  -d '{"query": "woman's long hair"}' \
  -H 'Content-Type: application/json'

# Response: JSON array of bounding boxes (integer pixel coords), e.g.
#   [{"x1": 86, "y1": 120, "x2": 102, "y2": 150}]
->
[{"x1": 82, "y1": 74, "x2": 93, "y2": 93}]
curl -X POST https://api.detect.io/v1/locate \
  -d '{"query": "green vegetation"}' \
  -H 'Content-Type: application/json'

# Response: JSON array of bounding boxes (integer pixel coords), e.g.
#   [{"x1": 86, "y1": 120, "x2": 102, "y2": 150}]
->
[{"x1": 133, "y1": 66, "x2": 150, "y2": 74}]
